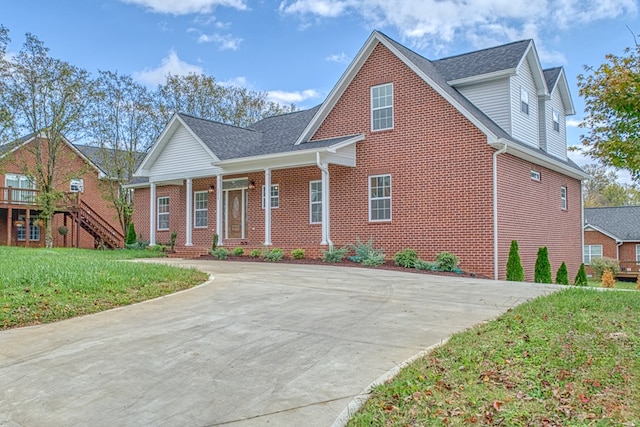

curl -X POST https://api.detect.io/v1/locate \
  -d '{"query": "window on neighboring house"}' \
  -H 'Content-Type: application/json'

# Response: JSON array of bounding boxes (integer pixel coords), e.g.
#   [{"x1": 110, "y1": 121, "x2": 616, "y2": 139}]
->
[
  {"x1": 560, "y1": 186, "x2": 567, "y2": 210},
  {"x1": 309, "y1": 181, "x2": 322, "y2": 224},
  {"x1": 520, "y1": 87, "x2": 529, "y2": 115},
  {"x1": 262, "y1": 184, "x2": 279, "y2": 209},
  {"x1": 157, "y1": 196, "x2": 169, "y2": 230},
  {"x1": 17, "y1": 218, "x2": 40, "y2": 242},
  {"x1": 371, "y1": 83, "x2": 393, "y2": 131},
  {"x1": 194, "y1": 191, "x2": 208, "y2": 228},
  {"x1": 530, "y1": 170, "x2": 541, "y2": 181},
  {"x1": 552, "y1": 109, "x2": 560, "y2": 132},
  {"x1": 5, "y1": 174, "x2": 35, "y2": 203},
  {"x1": 583, "y1": 244, "x2": 602, "y2": 265},
  {"x1": 70, "y1": 178, "x2": 84, "y2": 193},
  {"x1": 369, "y1": 174, "x2": 391, "y2": 221}
]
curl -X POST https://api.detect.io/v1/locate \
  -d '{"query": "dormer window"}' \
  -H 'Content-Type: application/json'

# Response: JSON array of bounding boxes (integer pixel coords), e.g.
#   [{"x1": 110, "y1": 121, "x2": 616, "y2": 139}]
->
[
  {"x1": 552, "y1": 109, "x2": 560, "y2": 132},
  {"x1": 520, "y1": 87, "x2": 529, "y2": 115},
  {"x1": 371, "y1": 83, "x2": 393, "y2": 131}
]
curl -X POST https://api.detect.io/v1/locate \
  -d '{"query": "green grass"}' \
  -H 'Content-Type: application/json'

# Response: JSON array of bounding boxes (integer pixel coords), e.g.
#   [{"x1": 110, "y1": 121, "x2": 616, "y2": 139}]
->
[
  {"x1": 0, "y1": 247, "x2": 209, "y2": 329},
  {"x1": 588, "y1": 279, "x2": 639, "y2": 291},
  {"x1": 348, "y1": 288, "x2": 640, "y2": 426}
]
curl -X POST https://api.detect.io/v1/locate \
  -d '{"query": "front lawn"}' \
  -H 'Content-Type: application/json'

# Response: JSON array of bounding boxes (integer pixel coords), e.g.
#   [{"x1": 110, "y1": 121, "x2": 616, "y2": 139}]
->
[
  {"x1": 0, "y1": 247, "x2": 208, "y2": 329},
  {"x1": 348, "y1": 288, "x2": 640, "y2": 426}
]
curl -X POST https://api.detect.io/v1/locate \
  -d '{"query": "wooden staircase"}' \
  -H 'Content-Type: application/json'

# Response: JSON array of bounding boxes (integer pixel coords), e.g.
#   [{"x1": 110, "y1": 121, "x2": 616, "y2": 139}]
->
[
  {"x1": 68, "y1": 201, "x2": 124, "y2": 249},
  {"x1": 168, "y1": 246, "x2": 210, "y2": 258}
]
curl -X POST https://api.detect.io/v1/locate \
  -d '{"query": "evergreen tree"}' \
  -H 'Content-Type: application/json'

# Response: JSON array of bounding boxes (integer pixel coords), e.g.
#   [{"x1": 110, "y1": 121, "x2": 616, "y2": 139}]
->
[
  {"x1": 125, "y1": 222, "x2": 137, "y2": 245},
  {"x1": 506, "y1": 240, "x2": 525, "y2": 281},
  {"x1": 534, "y1": 247, "x2": 552, "y2": 283},
  {"x1": 555, "y1": 261, "x2": 569, "y2": 285},
  {"x1": 574, "y1": 263, "x2": 588, "y2": 287}
]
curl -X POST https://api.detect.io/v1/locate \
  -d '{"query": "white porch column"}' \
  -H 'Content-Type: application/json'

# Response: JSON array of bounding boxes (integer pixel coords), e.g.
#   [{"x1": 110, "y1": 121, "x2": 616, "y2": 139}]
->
[
  {"x1": 216, "y1": 174, "x2": 223, "y2": 246},
  {"x1": 149, "y1": 182, "x2": 157, "y2": 246},
  {"x1": 185, "y1": 178, "x2": 193, "y2": 246},
  {"x1": 321, "y1": 163, "x2": 330, "y2": 246},
  {"x1": 264, "y1": 168, "x2": 272, "y2": 246}
]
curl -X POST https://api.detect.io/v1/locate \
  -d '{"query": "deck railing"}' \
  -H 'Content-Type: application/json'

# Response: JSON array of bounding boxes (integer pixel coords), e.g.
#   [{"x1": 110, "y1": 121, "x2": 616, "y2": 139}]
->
[{"x1": 0, "y1": 187, "x2": 79, "y2": 209}]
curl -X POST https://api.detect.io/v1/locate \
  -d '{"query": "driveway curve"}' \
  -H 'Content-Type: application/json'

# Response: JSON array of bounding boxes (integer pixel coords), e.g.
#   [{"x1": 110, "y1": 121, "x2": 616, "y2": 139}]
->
[{"x1": 0, "y1": 260, "x2": 560, "y2": 427}]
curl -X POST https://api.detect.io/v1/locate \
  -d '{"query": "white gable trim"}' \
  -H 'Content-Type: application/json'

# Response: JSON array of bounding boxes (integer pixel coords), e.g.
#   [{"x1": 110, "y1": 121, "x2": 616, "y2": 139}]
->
[
  {"x1": 516, "y1": 42, "x2": 548, "y2": 96},
  {"x1": 550, "y1": 69, "x2": 576, "y2": 116},
  {"x1": 447, "y1": 68, "x2": 516, "y2": 87},
  {"x1": 584, "y1": 224, "x2": 622, "y2": 242}
]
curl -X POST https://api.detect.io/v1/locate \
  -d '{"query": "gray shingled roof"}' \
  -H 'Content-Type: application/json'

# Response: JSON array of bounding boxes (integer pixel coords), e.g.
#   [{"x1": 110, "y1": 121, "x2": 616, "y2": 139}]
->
[
  {"x1": 0, "y1": 133, "x2": 35, "y2": 156},
  {"x1": 585, "y1": 206, "x2": 640, "y2": 241},
  {"x1": 74, "y1": 144, "x2": 146, "y2": 177},
  {"x1": 543, "y1": 67, "x2": 562, "y2": 92},
  {"x1": 432, "y1": 40, "x2": 530, "y2": 82}
]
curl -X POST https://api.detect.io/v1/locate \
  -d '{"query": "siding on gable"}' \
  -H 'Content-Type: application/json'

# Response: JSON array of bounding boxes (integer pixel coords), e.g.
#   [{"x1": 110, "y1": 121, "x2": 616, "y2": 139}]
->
[
  {"x1": 510, "y1": 59, "x2": 539, "y2": 147},
  {"x1": 148, "y1": 126, "x2": 216, "y2": 177},
  {"x1": 545, "y1": 87, "x2": 567, "y2": 160},
  {"x1": 457, "y1": 78, "x2": 511, "y2": 134}
]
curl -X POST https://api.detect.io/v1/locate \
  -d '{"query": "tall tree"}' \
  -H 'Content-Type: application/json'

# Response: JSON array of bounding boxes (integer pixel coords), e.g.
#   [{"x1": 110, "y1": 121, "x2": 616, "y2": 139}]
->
[
  {"x1": 1, "y1": 32, "x2": 90, "y2": 247},
  {"x1": 87, "y1": 70, "x2": 157, "y2": 234},
  {"x1": 577, "y1": 39, "x2": 640, "y2": 182},
  {"x1": 0, "y1": 25, "x2": 13, "y2": 141}
]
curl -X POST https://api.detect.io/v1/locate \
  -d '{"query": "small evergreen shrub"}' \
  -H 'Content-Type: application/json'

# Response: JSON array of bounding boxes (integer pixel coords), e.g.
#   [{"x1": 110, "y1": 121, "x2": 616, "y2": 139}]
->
[
  {"x1": 506, "y1": 240, "x2": 525, "y2": 281},
  {"x1": 414, "y1": 259, "x2": 438, "y2": 271},
  {"x1": 534, "y1": 247, "x2": 552, "y2": 284},
  {"x1": 212, "y1": 233, "x2": 219, "y2": 251},
  {"x1": 125, "y1": 222, "x2": 136, "y2": 245},
  {"x1": 210, "y1": 247, "x2": 229, "y2": 260},
  {"x1": 555, "y1": 261, "x2": 569, "y2": 285},
  {"x1": 169, "y1": 231, "x2": 177, "y2": 252},
  {"x1": 361, "y1": 251, "x2": 385, "y2": 266},
  {"x1": 291, "y1": 248, "x2": 305, "y2": 259},
  {"x1": 249, "y1": 249, "x2": 261, "y2": 258},
  {"x1": 435, "y1": 251, "x2": 460, "y2": 272},
  {"x1": 394, "y1": 249, "x2": 418, "y2": 268},
  {"x1": 322, "y1": 246, "x2": 349, "y2": 263},
  {"x1": 601, "y1": 269, "x2": 615, "y2": 288},
  {"x1": 574, "y1": 263, "x2": 588, "y2": 287},
  {"x1": 263, "y1": 247, "x2": 284, "y2": 262},
  {"x1": 233, "y1": 247, "x2": 244, "y2": 256},
  {"x1": 589, "y1": 256, "x2": 620, "y2": 279}
]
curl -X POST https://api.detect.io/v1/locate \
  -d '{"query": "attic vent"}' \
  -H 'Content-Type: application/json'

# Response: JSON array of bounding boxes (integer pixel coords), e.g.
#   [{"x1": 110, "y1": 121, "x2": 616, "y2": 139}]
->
[{"x1": 530, "y1": 170, "x2": 541, "y2": 181}]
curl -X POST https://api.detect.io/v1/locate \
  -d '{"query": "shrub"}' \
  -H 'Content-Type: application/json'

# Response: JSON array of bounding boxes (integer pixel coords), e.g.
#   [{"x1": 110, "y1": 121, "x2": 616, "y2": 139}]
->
[
  {"x1": 322, "y1": 246, "x2": 349, "y2": 263},
  {"x1": 149, "y1": 244, "x2": 166, "y2": 252},
  {"x1": 126, "y1": 239, "x2": 149, "y2": 250},
  {"x1": 601, "y1": 269, "x2": 615, "y2": 288},
  {"x1": 589, "y1": 256, "x2": 620, "y2": 279},
  {"x1": 534, "y1": 247, "x2": 552, "y2": 284},
  {"x1": 169, "y1": 231, "x2": 177, "y2": 252},
  {"x1": 506, "y1": 240, "x2": 524, "y2": 281},
  {"x1": 361, "y1": 251, "x2": 385, "y2": 266},
  {"x1": 435, "y1": 251, "x2": 460, "y2": 272},
  {"x1": 555, "y1": 261, "x2": 569, "y2": 285},
  {"x1": 212, "y1": 233, "x2": 219, "y2": 251},
  {"x1": 414, "y1": 259, "x2": 438, "y2": 271},
  {"x1": 125, "y1": 222, "x2": 136, "y2": 245},
  {"x1": 233, "y1": 247, "x2": 244, "y2": 256},
  {"x1": 574, "y1": 263, "x2": 588, "y2": 287},
  {"x1": 263, "y1": 247, "x2": 284, "y2": 262},
  {"x1": 58, "y1": 225, "x2": 68, "y2": 236},
  {"x1": 249, "y1": 249, "x2": 261, "y2": 258},
  {"x1": 210, "y1": 247, "x2": 229, "y2": 260},
  {"x1": 291, "y1": 248, "x2": 305, "y2": 259},
  {"x1": 394, "y1": 249, "x2": 418, "y2": 268}
]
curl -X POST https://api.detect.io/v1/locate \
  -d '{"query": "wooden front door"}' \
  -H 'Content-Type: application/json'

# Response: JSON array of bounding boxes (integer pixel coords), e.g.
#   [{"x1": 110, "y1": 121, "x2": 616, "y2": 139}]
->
[{"x1": 225, "y1": 189, "x2": 245, "y2": 239}]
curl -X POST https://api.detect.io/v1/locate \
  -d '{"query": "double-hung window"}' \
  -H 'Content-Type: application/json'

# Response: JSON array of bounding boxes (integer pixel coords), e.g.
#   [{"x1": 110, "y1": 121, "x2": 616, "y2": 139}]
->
[
  {"x1": 552, "y1": 109, "x2": 560, "y2": 132},
  {"x1": 309, "y1": 181, "x2": 322, "y2": 224},
  {"x1": 5, "y1": 174, "x2": 35, "y2": 203},
  {"x1": 17, "y1": 218, "x2": 40, "y2": 242},
  {"x1": 636, "y1": 244, "x2": 640, "y2": 264},
  {"x1": 520, "y1": 87, "x2": 529, "y2": 115},
  {"x1": 371, "y1": 83, "x2": 393, "y2": 131},
  {"x1": 583, "y1": 245, "x2": 602, "y2": 265},
  {"x1": 369, "y1": 174, "x2": 391, "y2": 221},
  {"x1": 262, "y1": 184, "x2": 279, "y2": 209},
  {"x1": 194, "y1": 191, "x2": 208, "y2": 228},
  {"x1": 157, "y1": 196, "x2": 169, "y2": 230},
  {"x1": 560, "y1": 186, "x2": 567, "y2": 210}
]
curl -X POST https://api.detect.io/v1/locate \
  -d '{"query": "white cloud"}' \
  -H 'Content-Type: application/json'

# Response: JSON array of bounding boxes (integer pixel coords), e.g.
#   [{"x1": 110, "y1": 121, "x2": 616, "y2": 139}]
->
[
  {"x1": 279, "y1": 0, "x2": 351, "y2": 17},
  {"x1": 268, "y1": 89, "x2": 322, "y2": 104},
  {"x1": 567, "y1": 119, "x2": 583, "y2": 128},
  {"x1": 132, "y1": 50, "x2": 204, "y2": 86},
  {"x1": 219, "y1": 76, "x2": 249, "y2": 87},
  {"x1": 120, "y1": 0, "x2": 247, "y2": 15},
  {"x1": 326, "y1": 52, "x2": 350, "y2": 63},
  {"x1": 198, "y1": 33, "x2": 243, "y2": 50}
]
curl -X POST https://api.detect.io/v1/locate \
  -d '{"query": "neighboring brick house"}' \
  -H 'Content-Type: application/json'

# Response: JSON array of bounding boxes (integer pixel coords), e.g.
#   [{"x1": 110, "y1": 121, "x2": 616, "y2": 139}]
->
[
  {"x1": 584, "y1": 206, "x2": 640, "y2": 277},
  {"x1": 0, "y1": 134, "x2": 123, "y2": 249},
  {"x1": 130, "y1": 31, "x2": 587, "y2": 279}
]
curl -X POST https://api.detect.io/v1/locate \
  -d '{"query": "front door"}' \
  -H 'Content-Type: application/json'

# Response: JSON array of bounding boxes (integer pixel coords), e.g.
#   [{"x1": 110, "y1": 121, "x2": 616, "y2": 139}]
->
[{"x1": 225, "y1": 189, "x2": 245, "y2": 239}]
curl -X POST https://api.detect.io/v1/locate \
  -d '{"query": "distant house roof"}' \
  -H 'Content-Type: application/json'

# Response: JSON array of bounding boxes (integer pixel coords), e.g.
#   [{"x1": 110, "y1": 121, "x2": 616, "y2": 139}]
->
[
  {"x1": 543, "y1": 67, "x2": 562, "y2": 91},
  {"x1": 584, "y1": 206, "x2": 640, "y2": 241},
  {"x1": 74, "y1": 144, "x2": 146, "y2": 177}
]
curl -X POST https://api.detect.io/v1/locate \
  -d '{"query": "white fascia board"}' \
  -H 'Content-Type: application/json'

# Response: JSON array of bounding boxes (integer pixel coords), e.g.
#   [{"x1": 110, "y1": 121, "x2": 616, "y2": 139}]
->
[
  {"x1": 555, "y1": 69, "x2": 576, "y2": 116},
  {"x1": 146, "y1": 167, "x2": 224, "y2": 183},
  {"x1": 447, "y1": 69, "x2": 515, "y2": 87},
  {"x1": 583, "y1": 224, "x2": 622, "y2": 243},
  {"x1": 125, "y1": 178, "x2": 186, "y2": 189},
  {"x1": 517, "y1": 42, "x2": 548, "y2": 96}
]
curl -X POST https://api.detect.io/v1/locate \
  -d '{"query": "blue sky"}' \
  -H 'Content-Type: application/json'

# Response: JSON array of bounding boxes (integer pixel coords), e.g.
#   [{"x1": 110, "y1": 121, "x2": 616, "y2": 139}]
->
[{"x1": 3, "y1": 0, "x2": 640, "y2": 173}]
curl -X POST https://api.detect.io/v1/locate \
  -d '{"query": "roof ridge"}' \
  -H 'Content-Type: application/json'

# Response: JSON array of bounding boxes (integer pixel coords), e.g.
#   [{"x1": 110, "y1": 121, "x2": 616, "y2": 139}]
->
[{"x1": 433, "y1": 39, "x2": 531, "y2": 63}]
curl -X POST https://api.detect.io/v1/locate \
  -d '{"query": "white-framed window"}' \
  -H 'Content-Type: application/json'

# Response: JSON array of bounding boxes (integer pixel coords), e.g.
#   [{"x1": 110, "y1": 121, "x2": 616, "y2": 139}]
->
[
  {"x1": 530, "y1": 170, "x2": 541, "y2": 181},
  {"x1": 583, "y1": 244, "x2": 602, "y2": 265},
  {"x1": 369, "y1": 174, "x2": 391, "y2": 222},
  {"x1": 552, "y1": 109, "x2": 560, "y2": 132},
  {"x1": 520, "y1": 87, "x2": 529, "y2": 115},
  {"x1": 157, "y1": 196, "x2": 169, "y2": 230},
  {"x1": 194, "y1": 191, "x2": 208, "y2": 228},
  {"x1": 70, "y1": 178, "x2": 84, "y2": 193},
  {"x1": 262, "y1": 184, "x2": 279, "y2": 209},
  {"x1": 371, "y1": 83, "x2": 393, "y2": 131},
  {"x1": 5, "y1": 174, "x2": 35, "y2": 203},
  {"x1": 636, "y1": 244, "x2": 640, "y2": 264},
  {"x1": 17, "y1": 218, "x2": 40, "y2": 242},
  {"x1": 309, "y1": 180, "x2": 322, "y2": 224},
  {"x1": 560, "y1": 186, "x2": 567, "y2": 210}
]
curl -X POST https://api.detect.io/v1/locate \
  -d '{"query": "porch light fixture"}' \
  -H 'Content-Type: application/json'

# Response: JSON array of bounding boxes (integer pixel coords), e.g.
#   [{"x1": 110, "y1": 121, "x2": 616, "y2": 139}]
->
[
  {"x1": 208, "y1": 185, "x2": 215, "y2": 193},
  {"x1": 248, "y1": 180, "x2": 256, "y2": 190}
]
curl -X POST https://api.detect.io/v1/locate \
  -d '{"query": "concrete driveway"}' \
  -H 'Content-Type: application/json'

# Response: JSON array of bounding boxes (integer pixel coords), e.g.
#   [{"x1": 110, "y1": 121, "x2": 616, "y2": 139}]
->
[{"x1": 0, "y1": 260, "x2": 560, "y2": 427}]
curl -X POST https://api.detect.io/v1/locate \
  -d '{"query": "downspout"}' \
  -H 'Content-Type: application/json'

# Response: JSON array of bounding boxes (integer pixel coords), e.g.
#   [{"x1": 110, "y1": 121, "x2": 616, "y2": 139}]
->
[
  {"x1": 317, "y1": 152, "x2": 333, "y2": 249},
  {"x1": 493, "y1": 143, "x2": 508, "y2": 280}
]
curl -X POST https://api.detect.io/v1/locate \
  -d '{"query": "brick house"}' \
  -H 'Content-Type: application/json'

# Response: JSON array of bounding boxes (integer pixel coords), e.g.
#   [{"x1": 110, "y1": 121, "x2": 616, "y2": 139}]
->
[
  {"x1": 130, "y1": 31, "x2": 587, "y2": 279},
  {"x1": 0, "y1": 134, "x2": 124, "y2": 249},
  {"x1": 584, "y1": 206, "x2": 640, "y2": 277}
]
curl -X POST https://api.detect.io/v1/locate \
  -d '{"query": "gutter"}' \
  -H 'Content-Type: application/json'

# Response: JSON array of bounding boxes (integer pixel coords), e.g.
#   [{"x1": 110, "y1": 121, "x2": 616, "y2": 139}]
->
[{"x1": 493, "y1": 142, "x2": 508, "y2": 280}]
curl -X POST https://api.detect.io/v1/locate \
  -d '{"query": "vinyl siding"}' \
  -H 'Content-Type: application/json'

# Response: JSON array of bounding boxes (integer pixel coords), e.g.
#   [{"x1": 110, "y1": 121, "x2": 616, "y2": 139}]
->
[
  {"x1": 148, "y1": 126, "x2": 216, "y2": 176},
  {"x1": 457, "y1": 78, "x2": 511, "y2": 134},
  {"x1": 510, "y1": 60, "x2": 539, "y2": 147},
  {"x1": 546, "y1": 86, "x2": 567, "y2": 160}
]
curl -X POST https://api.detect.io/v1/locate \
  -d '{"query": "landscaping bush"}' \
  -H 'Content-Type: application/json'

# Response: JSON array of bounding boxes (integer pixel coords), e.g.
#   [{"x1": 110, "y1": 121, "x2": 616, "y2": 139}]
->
[
  {"x1": 233, "y1": 247, "x2": 244, "y2": 256},
  {"x1": 291, "y1": 248, "x2": 305, "y2": 259},
  {"x1": 263, "y1": 247, "x2": 284, "y2": 262},
  {"x1": 414, "y1": 259, "x2": 438, "y2": 271},
  {"x1": 212, "y1": 233, "x2": 219, "y2": 251},
  {"x1": 322, "y1": 246, "x2": 349, "y2": 263},
  {"x1": 555, "y1": 261, "x2": 569, "y2": 285},
  {"x1": 589, "y1": 256, "x2": 620, "y2": 279},
  {"x1": 361, "y1": 251, "x2": 385, "y2": 266},
  {"x1": 506, "y1": 240, "x2": 524, "y2": 281},
  {"x1": 210, "y1": 247, "x2": 229, "y2": 260},
  {"x1": 534, "y1": 247, "x2": 552, "y2": 283},
  {"x1": 249, "y1": 249, "x2": 261, "y2": 258},
  {"x1": 125, "y1": 222, "x2": 136, "y2": 245},
  {"x1": 394, "y1": 249, "x2": 418, "y2": 268},
  {"x1": 601, "y1": 269, "x2": 615, "y2": 288},
  {"x1": 169, "y1": 231, "x2": 177, "y2": 253},
  {"x1": 435, "y1": 251, "x2": 460, "y2": 272},
  {"x1": 574, "y1": 263, "x2": 588, "y2": 287}
]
